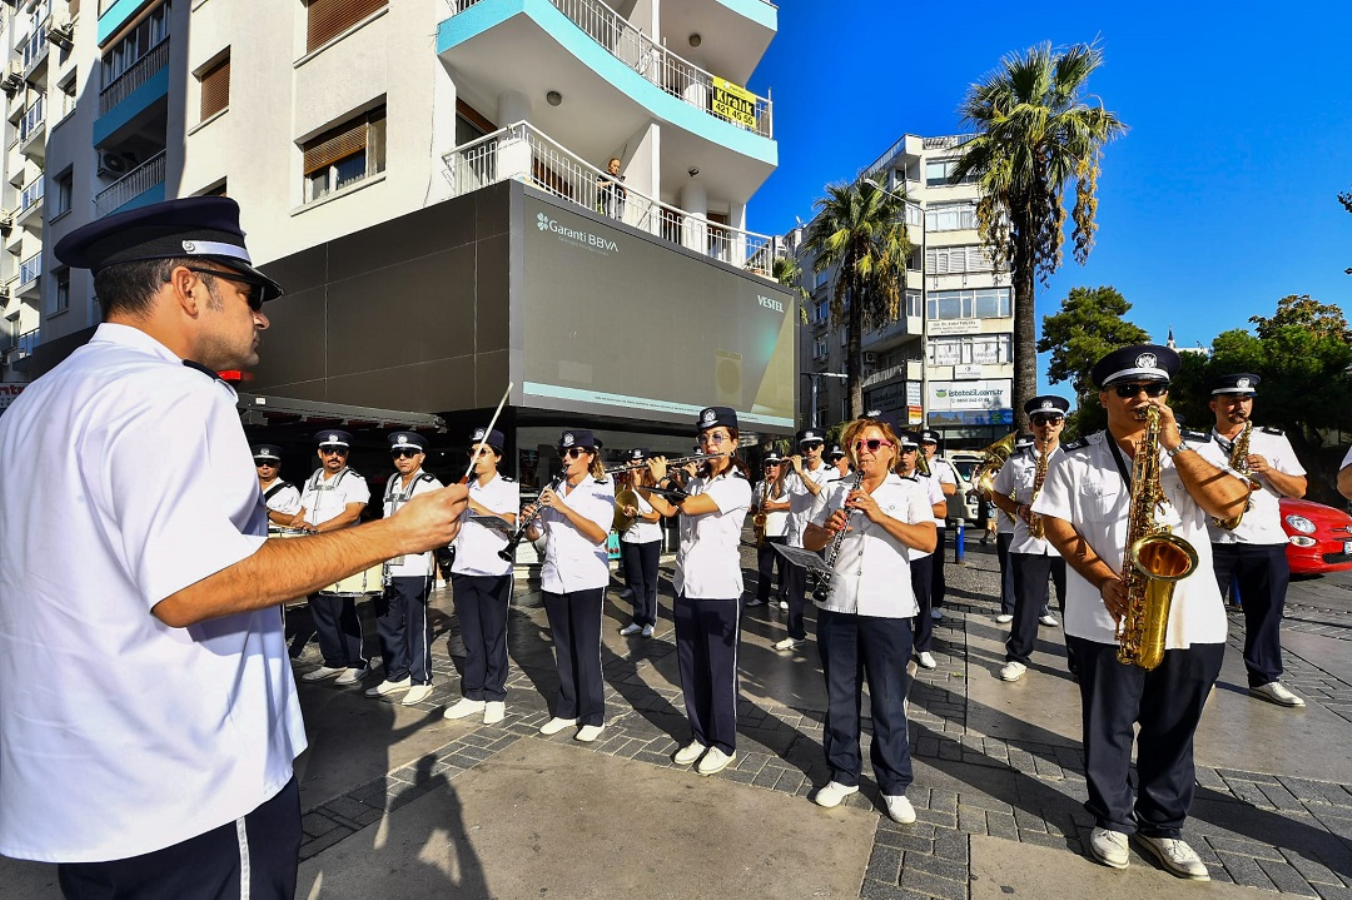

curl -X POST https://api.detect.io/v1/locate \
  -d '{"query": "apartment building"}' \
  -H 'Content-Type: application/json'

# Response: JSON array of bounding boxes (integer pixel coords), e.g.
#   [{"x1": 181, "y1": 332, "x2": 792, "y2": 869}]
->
[
  {"x1": 4, "y1": 0, "x2": 795, "y2": 478},
  {"x1": 793, "y1": 133, "x2": 1015, "y2": 449}
]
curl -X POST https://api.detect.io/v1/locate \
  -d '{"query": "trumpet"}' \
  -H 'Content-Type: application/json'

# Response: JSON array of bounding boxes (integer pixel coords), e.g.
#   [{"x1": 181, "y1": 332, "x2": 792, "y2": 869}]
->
[{"x1": 605, "y1": 451, "x2": 728, "y2": 474}]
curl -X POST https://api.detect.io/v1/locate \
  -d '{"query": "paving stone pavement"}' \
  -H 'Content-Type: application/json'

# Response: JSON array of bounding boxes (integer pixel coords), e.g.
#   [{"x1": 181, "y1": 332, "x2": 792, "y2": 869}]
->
[{"x1": 276, "y1": 537, "x2": 1352, "y2": 900}]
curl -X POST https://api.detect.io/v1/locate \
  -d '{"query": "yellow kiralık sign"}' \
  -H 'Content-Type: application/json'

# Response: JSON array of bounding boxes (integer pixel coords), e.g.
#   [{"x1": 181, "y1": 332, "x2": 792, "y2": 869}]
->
[{"x1": 713, "y1": 77, "x2": 757, "y2": 129}]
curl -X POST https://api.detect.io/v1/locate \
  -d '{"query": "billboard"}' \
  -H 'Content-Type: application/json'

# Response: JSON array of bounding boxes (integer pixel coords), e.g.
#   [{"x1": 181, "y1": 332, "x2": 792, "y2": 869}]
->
[{"x1": 521, "y1": 197, "x2": 795, "y2": 430}]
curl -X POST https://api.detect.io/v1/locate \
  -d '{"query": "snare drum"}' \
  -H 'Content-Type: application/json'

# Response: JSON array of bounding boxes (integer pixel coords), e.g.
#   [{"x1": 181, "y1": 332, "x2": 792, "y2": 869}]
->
[{"x1": 320, "y1": 563, "x2": 386, "y2": 596}]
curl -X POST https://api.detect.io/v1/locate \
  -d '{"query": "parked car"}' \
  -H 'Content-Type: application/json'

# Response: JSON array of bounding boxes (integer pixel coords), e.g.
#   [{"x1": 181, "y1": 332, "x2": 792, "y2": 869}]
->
[
  {"x1": 1279, "y1": 497, "x2": 1352, "y2": 576},
  {"x1": 945, "y1": 451, "x2": 986, "y2": 525}
]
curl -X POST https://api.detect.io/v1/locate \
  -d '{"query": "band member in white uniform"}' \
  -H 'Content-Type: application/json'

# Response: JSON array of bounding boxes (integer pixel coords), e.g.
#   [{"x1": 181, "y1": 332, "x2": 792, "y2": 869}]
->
[
  {"x1": 994, "y1": 434, "x2": 1034, "y2": 623},
  {"x1": 618, "y1": 447, "x2": 663, "y2": 637},
  {"x1": 254, "y1": 444, "x2": 300, "y2": 526},
  {"x1": 445, "y1": 427, "x2": 520, "y2": 724},
  {"x1": 827, "y1": 442, "x2": 850, "y2": 478},
  {"x1": 643, "y1": 406, "x2": 752, "y2": 776},
  {"x1": 776, "y1": 428, "x2": 832, "y2": 651},
  {"x1": 528, "y1": 429, "x2": 616, "y2": 742},
  {"x1": 365, "y1": 432, "x2": 443, "y2": 706},
  {"x1": 748, "y1": 452, "x2": 790, "y2": 609},
  {"x1": 803, "y1": 415, "x2": 935, "y2": 822},
  {"x1": 920, "y1": 429, "x2": 958, "y2": 621},
  {"x1": 1197, "y1": 373, "x2": 1307, "y2": 707},
  {"x1": 899, "y1": 431, "x2": 946, "y2": 669},
  {"x1": 1033, "y1": 344, "x2": 1248, "y2": 880},
  {"x1": 294, "y1": 430, "x2": 373, "y2": 685}
]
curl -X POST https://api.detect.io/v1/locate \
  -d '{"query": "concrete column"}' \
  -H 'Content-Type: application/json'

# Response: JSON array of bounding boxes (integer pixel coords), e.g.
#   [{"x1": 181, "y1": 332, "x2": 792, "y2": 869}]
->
[
  {"x1": 496, "y1": 90, "x2": 531, "y2": 127},
  {"x1": 679, "y1": 178, "x2": 707, "y2": 255}
]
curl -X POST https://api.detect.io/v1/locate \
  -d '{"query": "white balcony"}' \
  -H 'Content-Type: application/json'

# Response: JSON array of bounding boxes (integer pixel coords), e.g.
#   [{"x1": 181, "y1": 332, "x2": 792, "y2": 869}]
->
[
  {"x1": 445, "y1": 122, "x2": 783, "y2": 275},
  {"x1": 18, "y1": 253, "x2": 41, "y2": 300},
  {"x1": 95, "y1": 150, "x2": 166, "y2": 217},
  {"x1": 17, "y1": 176, "x2": 43, "y2": 230},
  {"x1": 98, "y1": 39, "x2": 170, "y2": 118},
  {"x1": 863, "y1": 359, "x2": 923, "y2": 390}
]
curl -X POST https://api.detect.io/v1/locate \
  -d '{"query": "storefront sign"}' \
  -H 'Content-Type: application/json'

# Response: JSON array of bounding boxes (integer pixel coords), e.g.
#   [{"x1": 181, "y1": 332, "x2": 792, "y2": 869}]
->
[
  {"x1": 954, "y1": 365, "x2": 983, "y2": 379},
  {"x1": 928, "y1": 318, "x2": 980, "y2": 336},
  {"x1": 0, "y1": 383, "x2": 25, "y2": 415},
  {"x1": 928, "y1": 379, "x2": 1011, "y2": 411}
]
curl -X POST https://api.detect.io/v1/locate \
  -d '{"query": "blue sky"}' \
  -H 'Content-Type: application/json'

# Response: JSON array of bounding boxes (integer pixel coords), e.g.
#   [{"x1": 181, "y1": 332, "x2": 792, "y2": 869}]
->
[{"x1": 745, "y1": 2, "x2": 1352, "y2": 396}]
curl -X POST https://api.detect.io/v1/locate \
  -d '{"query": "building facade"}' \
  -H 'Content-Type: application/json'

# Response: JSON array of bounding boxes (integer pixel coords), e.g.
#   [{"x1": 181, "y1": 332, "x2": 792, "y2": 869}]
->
[{"x1": 793, "y1": 133, "x2": 1016, "y2": 450}]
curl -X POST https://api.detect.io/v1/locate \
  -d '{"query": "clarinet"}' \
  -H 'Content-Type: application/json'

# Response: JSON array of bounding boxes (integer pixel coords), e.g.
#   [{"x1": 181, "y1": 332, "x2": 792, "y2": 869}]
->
[
  {"x1": 812, "y1": 469, "x2": 866, "y2": 603},
  {"x1": 498, "y1": 475, "x2": 565, "y2": 564}
]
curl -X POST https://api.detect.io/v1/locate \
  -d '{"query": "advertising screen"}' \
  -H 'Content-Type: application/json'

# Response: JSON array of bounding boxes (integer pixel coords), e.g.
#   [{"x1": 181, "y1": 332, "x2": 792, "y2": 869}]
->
[{"x1": 521, "y1": 195, "x2": 796, "y2": 430}]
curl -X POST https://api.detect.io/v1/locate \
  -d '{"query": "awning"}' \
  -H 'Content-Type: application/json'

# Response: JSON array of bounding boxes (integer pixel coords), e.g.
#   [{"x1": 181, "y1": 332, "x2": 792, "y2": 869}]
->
[{"x1": 235, "y1": 392, "x2": 445, "y2": 431}]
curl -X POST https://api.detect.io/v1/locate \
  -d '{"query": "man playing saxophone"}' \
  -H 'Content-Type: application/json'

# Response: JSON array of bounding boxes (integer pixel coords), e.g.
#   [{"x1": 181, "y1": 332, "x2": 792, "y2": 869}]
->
[
  {"x1": 1197, "y1": 374, "x2": 1307, "y2": 708},
  {"x1": 1031, "y1": 345, "x2": 1249, "y2": 881}
]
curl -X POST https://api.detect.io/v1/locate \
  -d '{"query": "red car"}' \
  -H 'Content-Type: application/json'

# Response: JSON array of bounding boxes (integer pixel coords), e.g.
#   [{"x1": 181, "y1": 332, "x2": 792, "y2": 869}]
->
[{"x1": 1280, "y1": 498, "x2": 1352, "y2": 576}]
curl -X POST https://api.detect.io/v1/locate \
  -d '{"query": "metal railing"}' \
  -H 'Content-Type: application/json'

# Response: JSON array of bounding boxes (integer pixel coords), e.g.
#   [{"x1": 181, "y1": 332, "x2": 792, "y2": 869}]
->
[
  {"x1": 19, "y1": 97, "x2": 44, "y2": 142},
  {"x1": 20, "y1": 176, "x2": 43, "y2": 211},
  {"x1": 446, "y1": 0, "x2": 772, "y2": 138},
  {"x1": 98, "y1": 38, "x2": 170, "y2": 116},
  {"x1": 17, "y1": 327, "x2": 39, "y2": 358},
  {"x1": 19, "y1": 253, "x2": 42, "y2": 285},
  {"x1": 94, "y1": 149, "x2": 166, "y2": 217},
  {"x1": 445, "y1": 121, "x2": 782, "y2": 273},
  {"x1": 22, "y1": 21, "x2": 48, "y2": 72}
]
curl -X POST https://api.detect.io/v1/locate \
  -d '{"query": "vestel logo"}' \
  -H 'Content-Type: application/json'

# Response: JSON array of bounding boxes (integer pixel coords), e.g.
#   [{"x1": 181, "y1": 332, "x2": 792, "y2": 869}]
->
[{"x1": 757, "y1": 295, "x2": 784, "y2": 313}]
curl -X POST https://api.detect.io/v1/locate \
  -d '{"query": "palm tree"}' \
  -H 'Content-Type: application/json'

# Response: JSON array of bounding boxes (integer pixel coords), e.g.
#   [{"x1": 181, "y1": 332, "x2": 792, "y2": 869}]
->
[
  {"x1": 952, "y1": 41, "x2": 1127, "y2": 430},
  {"x1": 773, "y1": 254, "x2": 809, "y2": 323},
  {"x1": 802, "y1": 181, "x2": 911, "y2": 418}
]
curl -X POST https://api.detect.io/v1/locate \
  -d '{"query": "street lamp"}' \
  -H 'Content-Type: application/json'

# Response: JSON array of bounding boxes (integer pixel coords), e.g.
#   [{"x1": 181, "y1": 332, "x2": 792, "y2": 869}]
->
[
  {"x1": 801, "y1": 371, "x2": 846, "y2": 428},
  {"x1": 862, "y1": 177, "x2": 927, "y2": 429}
]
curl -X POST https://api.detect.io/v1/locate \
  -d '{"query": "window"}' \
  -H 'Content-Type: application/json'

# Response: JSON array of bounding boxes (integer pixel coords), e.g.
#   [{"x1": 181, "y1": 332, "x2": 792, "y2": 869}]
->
[
  {"x1": 58, "y1": 71, "x2": 77, "y2": 120},
  {"x1": 302, "y1": 105, "x2": 386, "y2": 202},
  {"x1": 52, "y1": 169, "x2": 73, "y2": 217},
  {"x1": 100, "y1": 1, "x2": 171, "y2": 88},
  {"x1": 927, "y1": 335, "x2": 1011, "y2": 366},
  {"x1": 812, "y1": 337, "x2": 828, "y2": 359},
  {"x1": 306, "y1": 0, "x2": 386, "y2": 53},
  {"x1": 926, "y1": 245, "x2": 993, "y2": 275},
  {"x1": 905, "y1": 203, "x2": 922, "y2": 227},
  {"x1": 925, "y1": 158, "x2": 979, "y2": 188},
  {"x1": 927, "y1": 288, "x2": 1011, "y2": 320},
  {"x1": 813, "y1": 299, "x2": 828, "y2": 324},
  {"x1": 905, "y1": 290, "x2": 921, "y2": 318},
  {"x1": 198, "y1": 52, "x2": 230, "y2": 121},
  {"x1": 925, "y1": 202, "x2": 977, "y2": 232},
  {"x1": 54, "y1": 269, "x2": 70, "y2": 314}
]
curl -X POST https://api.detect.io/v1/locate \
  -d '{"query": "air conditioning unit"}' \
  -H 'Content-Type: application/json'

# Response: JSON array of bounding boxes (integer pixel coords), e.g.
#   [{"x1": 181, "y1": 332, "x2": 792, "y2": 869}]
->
[
  {"x1": 1, "y1": 61, "x2": 24, "y2": 95},
  {"x1": 47, "y1": 17, "x2": 75, "y2": 49},
  {"x1": 864, "y1": 352, "x2": 878, "y2": 365},
  {"x1": 0, "y1": 211, "x2": 13, "y2": 237},
  {"x1": 97, "y1": 151, "x2": 135, "y2": 178}
]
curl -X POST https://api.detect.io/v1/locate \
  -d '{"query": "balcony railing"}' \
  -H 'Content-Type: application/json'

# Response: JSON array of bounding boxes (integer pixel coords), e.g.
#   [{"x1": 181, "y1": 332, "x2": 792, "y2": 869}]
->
[
  {"x1": 17, "y1": 327, "x2": 39, "y2": 359},
  {"x1": 19, "y1": 97, "x2": 44, "y2": 142},
  {"x1": 446, "y1": 0, "x2": 773, "y2": 138},
  {"x1": 21, "y1": 21, "x2": 48, "y2": 73},
  {"x1": 20, "y1": 176, "x2": 44, "y2": 212},
  {"x1": 445, "y1": 122, "x2": 782, "y2": 273},
  {"x1": 98, "y1": 38, "x2": 170, "y2": 116},
  {"x1": 19, "y1": 253, "x2": 42, "y2": 285},
  {"x1": 94, "y1": 149, "x2": 165, "y2": 217}
]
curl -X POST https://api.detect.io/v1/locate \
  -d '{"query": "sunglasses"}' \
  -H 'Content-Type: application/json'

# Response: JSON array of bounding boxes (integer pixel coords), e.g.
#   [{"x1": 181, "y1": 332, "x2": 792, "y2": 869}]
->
[
  {"x1": 254, "y1": 459, "x2": 277, "y2": 467},
  {"x1": 182, "y1": 266, "x2": 265, "y2": 311},
  {"x1": 391, "y1": 449, "x2": 421, "y2": 459},
  {"x1": 853, "y1": 439, "x2": 894, "y2": 453},
  {"x1": 320, "y1": 448, "x2": 348, "y2": 457},
  {"x1": 698, "y1": 432, "x2": 732, "y2": 446},
  {"x1": 1030, "y1": 415, "x2": 1065, "y2": 426},
  {"x1": 1113, "y1": 383, "x2": 1168, "y2": 399},
  {"x1": 801, "y1": 442, "x2": 824, "y2": 451},
  {"x1": 559, "y1": 447, "x2": 590, "y2": 460}
]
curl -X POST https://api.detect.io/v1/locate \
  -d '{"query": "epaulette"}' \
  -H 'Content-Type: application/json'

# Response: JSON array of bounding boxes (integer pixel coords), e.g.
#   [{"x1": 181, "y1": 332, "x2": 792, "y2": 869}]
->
[
  {"x1": 1181, "y1": 429, "x2": 1212, "y2": 443},
  {"x1": 1062, "y1": 437, "x2": 1091, "y2": 452},
  {"x1": 1260, "y1": 426, "x2": 1284, "y2": 436},
  {"x1": 181, "y1": 359, "x2": 223, "y2": 381},
  {"x1": 416, "y1": 473, "x2": 437, "y2": 484},
  {"x1": 501, "y1": 475, "x2": 517, "y2": 482}
]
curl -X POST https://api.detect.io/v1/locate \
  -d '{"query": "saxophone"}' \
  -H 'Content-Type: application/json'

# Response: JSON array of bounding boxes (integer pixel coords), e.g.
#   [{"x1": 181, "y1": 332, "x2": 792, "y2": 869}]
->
[
  {"x1": 752, "y1": 486, "x2": 769, "y2": 546},
  {"x1": 1026, "y1": 445, "x2": 1050, "y2": 540},
  {"x1": 1210, "y1": 419, "x2": 1253, "y2": 530},
  {"x1": 1116, "y1": 405, "x2": 1200, "y2": 670}
]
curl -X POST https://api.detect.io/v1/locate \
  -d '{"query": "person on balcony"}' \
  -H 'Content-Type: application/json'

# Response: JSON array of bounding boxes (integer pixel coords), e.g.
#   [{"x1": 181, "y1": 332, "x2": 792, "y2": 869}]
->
[{"x1": 597, "y1": 157, "x2": 626, "y2": 220}]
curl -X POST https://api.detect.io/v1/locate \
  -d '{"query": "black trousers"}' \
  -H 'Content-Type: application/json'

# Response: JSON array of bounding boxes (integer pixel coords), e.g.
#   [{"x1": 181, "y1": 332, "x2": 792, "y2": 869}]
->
[
  {"x1": 816, "y1": 609, "x2": 914, "y2": 795},
  {"x1": 542, "y1": 588, "x2": 606, "y2": 726},
  {"x1": 307, "y1": 593, "x2": 365, "y2": 669},
  {"x1": 620, "y1": 540, "x2": 661, "y2": 627},
  {"x1": 674, "y1": 594, "x2": 741, "y2": 755},
  {"x1": 58, "y1": 777, "x2": 301, "y2": 900},
  {"x1": 376, "y1": 575, "x2": 433, "y2": 684},
  {"x1": 997, "y1": 532, "x2": 1015, "y2": 614},
  {"x1": 783, "y1": 556, "x2": 809, "y2": 640},
  {"x1": 909, "y1": 556, "x2": 934, "y2": 652},
  {"x1": 451, "y1": 573, "x2": 513, "y2": 701},
  {"x1": 755, "y1": 535, "x2": 788, "y2": 603},
  {"x1": 929, "y1": 528, "x2": 947, "y2": 609},
  {"x1": 1006, "y1": 555, "x2": 1073, "y2": 671},
  {"x1": 1070, "y1": 637, "x2": 1224, "y2": 838},
  {"x1": 1212, "y1": 542, "x2": 1289, "y2": 687}
]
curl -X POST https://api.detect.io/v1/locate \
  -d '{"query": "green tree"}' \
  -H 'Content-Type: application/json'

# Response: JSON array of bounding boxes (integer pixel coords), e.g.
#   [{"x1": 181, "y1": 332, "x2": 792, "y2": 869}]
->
[
  {"x1": 952, "y1": 42, "x2": 1127, "y2": 430},
  {"x1": 1249, "y1": 294, "x2": 1352, "y2": 342},
  {"x1": 1037, "y1": 285, "x2": 1148, "y2": 437},
  {"x1": 773, "y1": 254, "x2": 810, "y2": 324},
  {"x1": 802, "y1": 181, "x2": 911, "y2": 418}
]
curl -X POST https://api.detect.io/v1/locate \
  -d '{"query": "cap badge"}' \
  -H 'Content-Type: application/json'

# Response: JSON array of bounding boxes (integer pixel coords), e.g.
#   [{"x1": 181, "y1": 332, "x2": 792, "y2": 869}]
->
[
  {"x1": 1040, "y1": 400, "x2": 1055, "y2": 410},
  {"x1": 1237, "y1": 377, "x2": 1251, "y2": 389},
  {"x1": 1136, "y1": 352, "x2": 1158, "y2": 369},
  {"x1": 473, "y1": 428, "x2": 486, "y2": 441},
  {"x1": 328, "y1": 433, "x2": 339, "y2": 443},
  {"x1": 563, "y1": 433, "x2": 575, "y2": 447},
  {"x1": 701, "y1": 408, "x2": 717, "y2": 426},
  {"x1": 182, "y1": 241, "x2": 197, "y2": 253},
  {"x1": 396, "y1": 435, "x2": 409, "y2": 446}
]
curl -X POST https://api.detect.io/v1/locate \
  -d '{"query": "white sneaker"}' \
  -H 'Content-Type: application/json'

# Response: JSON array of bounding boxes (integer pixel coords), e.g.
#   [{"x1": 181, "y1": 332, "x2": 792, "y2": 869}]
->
[
  {"x1": 917, "y1": 651, "x2": 936, "y2": 670},
  {"x1": 365, "y1": 677, "x2": 412, "y2": 697},
  {"x1": 813, "y1": 781, "x2": 859, "y2": 808},
  {"x1": 619, "y1": 623, "x2": 642, "y2": 636},
  {"x1": 999, "y1": 661, "x2": 1027, "y2": 682},
  {"x1": 930, "y1": 609, "x2": 942, "y2": 621},
  {"x1": 401, "y1": 684, "x2": 434, "y2": 706},
  {"x1": 443, "y1": 698, "x2": 486, "y2": 720},
  {"x1": 539, "y1": 716, "x2": 577, "y2": 736},
  {"x1": 779, "y1": 600, "x2": 788, "y2": 610},
  {"x1": 302, "y1": 665, "x2": 345, "y2": 682},
  {"x1": 773, "y1": 637, "x2": 805, "y2": 651},
  {"x1": 641, "y1": 624, "x2": 654, "y2": 638},
  {"x1": 696, "y1": 747, "x2": 735, "y2": 776},
  {"x1": 883, "y1": 795, "x2": 916, "y2": 824},
  {"x1": 995, "y1": 614, "x2": 1014, "y2": 624},
  {"x1": 1089, "y1": 827, "x2": 1129, "y2": 869},
  {"x1": 483, "y1": 701, "x2": 506, "y2": 724},
  {"x1": 1134, "y1": 834, "x2": 1209, "y2": 880},
  {"x1": 673, "y1": 740, "x2": 706, "y2": 766},
  {"x1": 1039, "y1": 614, "x2": 1059, "y2": 627},
  {"x1": 575, "y1": 724, "x2": 605, "y2": 742},
  {"x1": 334, "y1": 665, "x2": 368, "y2": 686},
  {"x1": 1249, "y1": 682, "x2": 1305, "y2": 708},
  {"x1": 745, "y1": 597, "x2": 765, "y2": 608}
]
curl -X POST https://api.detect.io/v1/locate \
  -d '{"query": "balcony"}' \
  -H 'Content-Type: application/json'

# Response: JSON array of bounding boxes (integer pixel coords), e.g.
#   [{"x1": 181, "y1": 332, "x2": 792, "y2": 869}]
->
[
  {"x1": 21, "y1": 22, "x2": 49, "y2": 77},
  {"x1": 863, "y1": 359, "x2": 923, "y2": 390},
  {"x1": 95, "y1": 149, "x2": 166, "y2": 217},
  {"x1": 17, "y1": 175, "x2": 43, "y2": 229},
  {"x1": 16, "y1": 327, "x2": 39, "y2": 359},
  {"x1": 445, "y1": 122, "x2": 782, "y2": 275},
  {"x1": 862, "y1": 314, "x2": 922, "y2": 353},
  {"x1": 19, "y1": 97, "x2": 45, "y2": 158},
  {"x1": 18, "y1": 253, "x2": 41, "y2": 299},
  {"x1": 95, "y1": 38, "x2": 170, "y2": 147}
]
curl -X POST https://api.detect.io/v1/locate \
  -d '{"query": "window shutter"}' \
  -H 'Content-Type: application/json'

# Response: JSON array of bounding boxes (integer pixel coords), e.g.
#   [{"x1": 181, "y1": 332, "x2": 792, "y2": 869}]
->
[
  {"x1": 304, "y1": 118, "x2": 368, "y2": 175},
  {"x1": 199, "y1": 54, "x2": 230, "y2": 120},
  {"x1": 307, "y1": 0, "x2": 387, "y2": 53}
]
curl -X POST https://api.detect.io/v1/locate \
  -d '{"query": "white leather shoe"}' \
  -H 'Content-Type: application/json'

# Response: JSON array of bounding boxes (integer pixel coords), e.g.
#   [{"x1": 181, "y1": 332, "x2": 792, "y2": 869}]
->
[
  {"x1": 999, "y1": 661, "x2": 1027, "y2": 682},
  {"x1": 365, "y1": 677, "x2": 411, "y2": 698},
  {"x1": 1135, "y1": 834, "x2": 1209, "y2": 880},
  {"x1": 539, "y1": 716, "x2": 577, "y2": 736},
  {"x1": 813, "y1": 781, "x2": 859, "y2": 808},
  {"x1": 995, "y1": 614, "x2": 1014, "y2": 624},
  {"x1": 696, "y1": 747, "x2": 735, "y2": 776},
  {"x1": 1089, "y1": 827, "x2": 1129, "y2": 869},
  {"x1": 917, "y1": 651, "x2": 937, "y2": 669},
  {"x1": 641, "y1": 624, "x2": 654, "y2": 638},
  {"x1": 443, "y1": 698, "x2": 485, "y2": 720},
  {"x1": 883, "y1": 795, "x2": 916, "y2": 824},
  {"x1": 302, "y1": 665, "x2": 345, "y2": 682},
  {"x1": 575, "y1": 724, "x2": 605, "y2": 742},
  {"x1": 483, "y1": 701, "x2": 506, "y2": 724},
  {"x1": 1249, "y1": 682, "x2": 1305, "y2": 708},
  {"x1": 673, "y1": 741, "x2": 706, "y2": 766},
  {"x1": 773, "y1": 637, "x2": 805, "y2": 651},
  {"x1": 334, "y1": 666, "x2": 368, "y2": 686},
  {"x1": 1039, "y1": 614, "x2": 1059, "y2": 627},
  {"x1": 619, "y1": 623, "x2": 642, "y2": 636},
  {"x1": 401, "y1": 684, "x2": 434, "y2": 706}
]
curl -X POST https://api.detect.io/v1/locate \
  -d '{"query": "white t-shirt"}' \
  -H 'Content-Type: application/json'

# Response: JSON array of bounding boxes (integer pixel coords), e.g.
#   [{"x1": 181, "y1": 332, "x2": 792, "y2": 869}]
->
[
  {"x1": 753, "y1": 479, "x2": 789, "y2": 538},
  {"x1": 903, "y1": 471, "x2": 945, "y2": 560},
  {"x1": 1032, "y1": 430, "x2": 1239, "y2": 648},
  {"x1": 453, "y1": 473, "x2": 520, "y2": 578},
  {"x1": 992, "y1": 445, "x2": 1063, "y2": 557},
  {"x1": 928, "y1": 457, "x2": 958, "y2": 522},
  {"x1": 784, "y1": 463, "x2": 833, "y2": 547},
  {"x1": 1198, "y1": 426, "x2": 1305, "y2": 546},
  {"x1": 383, "y1": 469, "x2": 444, "y2": 577},
  {"x1": 674, "y1": 471, "x2": 753, "y2": 599},
  {"x1": 261, "y1": 479, "x2": 301, "y2": 517},
  {"x1": 540, "y1": 474, "x2": 616, "y2": 593},
  {"x1": 299, "y1": 466, "x2": 371, "y2": 528},
  {"x1": 621, "y1": 491, "x2": 662, "y2": 544},
  {"x1": 811, "y1": 474, "x2": 932, "y2": 618},
  {"x1": 0, "y1": 324, "x2": 305, "y2": 862}
]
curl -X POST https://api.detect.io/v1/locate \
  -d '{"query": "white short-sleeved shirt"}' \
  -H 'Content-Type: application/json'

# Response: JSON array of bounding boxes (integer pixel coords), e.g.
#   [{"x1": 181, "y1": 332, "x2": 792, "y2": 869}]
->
[
  {"x1": 299, "y1": 466, "x2": 371, "y2": 528},
  {"x1": 992, "y1": 445, "x2": 1063, "y2": 557},
  {"x1": 261, "y1": 479, "x2": 301, "y2": 517},
  {"x1": 0, "y1": 324, "x2": 306, "y2": 862},
  {"x1": 674, "y1": 471, "x2": 753, "y2": 599},
  {"x1": 784, "y1": 463, "x2": 834, "y2": 547},
  {"x1": 904, "y1": 471, "x2": 946, "y2": 559},
  {"x1": 620, "y1": 491, "x2": 662, "y2": 544},
  {"x1": 1032, "y1": 430, "x2": 1239, "y2": 648},
  {"x1": 753, "y1": 479, "x2": 789, "y2": 538},
  {"x1": 540, "y1": 474, "x2": 616, "y2": 593},
  {"x1": 453, "y1": 473, "x2": 520, "y2": 577},
  {"x1": 929, "y1": 457, "x2": 958, "y2": 522},
  {"x1": 383, "y1": 469, "x2": 445, "y2": 577},
  {"x1": 1198, "y1": 426, "x2": 1305, "y2": 546},
  {"x1": 811, "y1": 474, "x2": 932, "y2": 618}
]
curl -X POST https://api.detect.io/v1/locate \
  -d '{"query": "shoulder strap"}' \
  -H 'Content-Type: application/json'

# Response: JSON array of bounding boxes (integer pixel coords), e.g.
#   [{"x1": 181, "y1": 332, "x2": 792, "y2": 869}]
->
[{"x1": 263, "y1": 481, "x2": 293, "y2": 501}]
